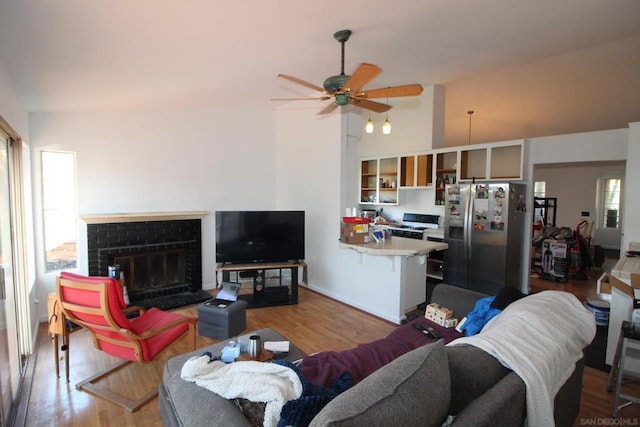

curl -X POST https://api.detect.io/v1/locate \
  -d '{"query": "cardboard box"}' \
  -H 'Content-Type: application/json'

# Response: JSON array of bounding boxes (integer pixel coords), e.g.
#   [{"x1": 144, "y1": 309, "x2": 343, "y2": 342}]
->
[
  {"x1": 541, "y1": 239, "x2": 569, "y2": 281},
  {"x1": 609, "y1": 273, "x2": 640, "y2": 299},
  {"x1": 340, "y1": 221, "x2": 371, "y2": 244},
  {"x1": 425, "y1": 303, "x2": 453, "y2": 326}
]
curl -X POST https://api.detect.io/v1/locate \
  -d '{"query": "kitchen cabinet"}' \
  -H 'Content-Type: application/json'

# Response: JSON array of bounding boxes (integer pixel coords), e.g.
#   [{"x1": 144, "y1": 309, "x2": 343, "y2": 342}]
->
[
  {"x1": 359, "y1": 140, "x2": 525, "y2": 206},
  {"x1": 359, "y1": 156, "x2": 399, "y2": 205},
  {"x1": 399, "y1": 153, "x2": 433, "y2": 188},
  {"x1": 459, "y1": 141, "x2": 523, "y2": 181},
  {"x1": 489, "y1": 143, "x2": 523, "y2": 179},
  {"x1": 460, "y1": 147, "x2": 487, "y2": 180},
  {"x1": 434, "y1": 150, "x2": 457, "y2": 205}
]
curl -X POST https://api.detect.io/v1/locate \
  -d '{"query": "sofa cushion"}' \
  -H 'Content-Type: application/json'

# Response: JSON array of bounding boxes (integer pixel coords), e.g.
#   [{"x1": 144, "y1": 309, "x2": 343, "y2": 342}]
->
[
  {"x1": 309, "y1": 341, "x2": 450, "y2": 427},
  {"x1": 445, "y1": 344, "x2": 511, "y2": 415}
]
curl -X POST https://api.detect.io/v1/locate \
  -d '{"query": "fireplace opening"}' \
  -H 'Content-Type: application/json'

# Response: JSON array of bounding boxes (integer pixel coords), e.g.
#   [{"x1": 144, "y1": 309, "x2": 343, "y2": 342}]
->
[{"x1": 113, "y1": 248, "x2": 186, "y2": 292}]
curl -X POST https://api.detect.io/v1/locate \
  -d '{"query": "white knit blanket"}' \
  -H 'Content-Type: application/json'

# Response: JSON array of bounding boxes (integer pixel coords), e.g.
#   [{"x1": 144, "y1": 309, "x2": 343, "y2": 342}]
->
[
  {"x1": 181, "y1": 356, "x2": 302, "y2": 427},
  {"x1": 448, "y1": 290, "x2": 596, "y2": 427}
]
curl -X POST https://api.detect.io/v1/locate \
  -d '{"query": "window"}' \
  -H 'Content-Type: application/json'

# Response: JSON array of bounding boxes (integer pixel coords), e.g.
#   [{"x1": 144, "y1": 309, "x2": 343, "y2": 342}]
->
[
  {"x1": 534, "y1": 181, "x2": 546, "y2": 198},
  {"x1": 602, "y1": 178, "x2": 621, "y2": 229},
  {"x1": 42, "y1": 151, "x2": 77, "y2": 272}
]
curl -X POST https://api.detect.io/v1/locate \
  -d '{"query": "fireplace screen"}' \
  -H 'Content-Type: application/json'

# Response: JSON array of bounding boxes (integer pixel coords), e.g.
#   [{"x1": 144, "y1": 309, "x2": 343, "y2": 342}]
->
[{"x1": 113, "y1": 249, "x2": 185, "y2": 291}]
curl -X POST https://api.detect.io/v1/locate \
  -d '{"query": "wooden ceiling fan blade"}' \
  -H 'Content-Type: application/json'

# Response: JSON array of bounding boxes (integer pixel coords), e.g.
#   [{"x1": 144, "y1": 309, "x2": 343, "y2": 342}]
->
[
  {"x1": 277, "y1": 74, "x2": 325, "y2": 93},
  {"x1": 356, "y1": 84, "x2": 424, "y2": 99},
  {"x1": 349, "y1": 98, "x2": 391, "y2": 113},
  {"x1": 342, "y1": 63, "x2": 383, "y2": 93},
  {"x1": 317, "y1": 102, "x2": 338, "y2": 115}
]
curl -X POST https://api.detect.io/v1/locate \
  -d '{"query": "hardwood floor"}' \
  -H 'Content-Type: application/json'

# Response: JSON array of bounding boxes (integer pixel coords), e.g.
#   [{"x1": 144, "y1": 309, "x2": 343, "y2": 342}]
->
[{"x1": 23, "y1": 265, "x2": 640, "y2": 426}]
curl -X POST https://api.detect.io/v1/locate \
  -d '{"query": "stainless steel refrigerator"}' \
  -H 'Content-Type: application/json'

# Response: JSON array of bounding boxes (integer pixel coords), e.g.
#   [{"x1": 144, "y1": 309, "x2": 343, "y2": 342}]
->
[{"x1": 443, "y1": 182, "x2": 527, "y2": 295}]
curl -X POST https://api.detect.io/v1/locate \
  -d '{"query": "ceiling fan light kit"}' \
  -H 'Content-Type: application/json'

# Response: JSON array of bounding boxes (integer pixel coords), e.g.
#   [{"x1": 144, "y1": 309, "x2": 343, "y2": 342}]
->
[{"x1": 274, "y1": 29, "x2": 423, "y2": 116}]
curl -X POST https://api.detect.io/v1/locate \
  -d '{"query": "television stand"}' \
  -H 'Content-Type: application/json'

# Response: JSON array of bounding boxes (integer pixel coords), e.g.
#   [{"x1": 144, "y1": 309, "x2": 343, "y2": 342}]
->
[{"x1": 215, "y1": 261, "x2": 306, "y2": 308}]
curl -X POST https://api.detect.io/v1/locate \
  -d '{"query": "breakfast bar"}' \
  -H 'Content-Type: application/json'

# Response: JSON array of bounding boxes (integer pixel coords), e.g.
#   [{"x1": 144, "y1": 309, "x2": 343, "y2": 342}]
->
[{"x1": 339, "y1": 237, "x2": 448, "y2": 324}]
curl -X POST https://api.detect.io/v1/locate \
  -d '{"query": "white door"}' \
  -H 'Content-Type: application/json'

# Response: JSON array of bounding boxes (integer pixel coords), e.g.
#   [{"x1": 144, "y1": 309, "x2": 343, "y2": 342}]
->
[{"x1": 595, "y1": 173, "x2": 624, "y2": 250}]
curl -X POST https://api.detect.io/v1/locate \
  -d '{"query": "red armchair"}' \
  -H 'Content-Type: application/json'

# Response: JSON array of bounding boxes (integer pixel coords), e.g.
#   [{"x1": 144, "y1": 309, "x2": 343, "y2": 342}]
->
[{"x1": 57, "y1": 272, "x2": 196, "y2": 412}]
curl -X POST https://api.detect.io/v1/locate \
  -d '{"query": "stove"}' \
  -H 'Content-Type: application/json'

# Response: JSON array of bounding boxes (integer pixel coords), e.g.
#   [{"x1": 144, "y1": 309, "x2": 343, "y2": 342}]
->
[{"x1": 388, "y1": 213, "x2": 440, "y2": 240}]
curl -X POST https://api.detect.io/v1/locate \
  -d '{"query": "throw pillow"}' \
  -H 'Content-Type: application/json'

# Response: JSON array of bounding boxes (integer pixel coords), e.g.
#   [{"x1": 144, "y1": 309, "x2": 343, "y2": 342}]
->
[
  {"x1": 309, "y1": 341, "x2": 450, "y2": 427},
  {"x1": 490, "y1": 287, "x2": 526, "y2": 310}
]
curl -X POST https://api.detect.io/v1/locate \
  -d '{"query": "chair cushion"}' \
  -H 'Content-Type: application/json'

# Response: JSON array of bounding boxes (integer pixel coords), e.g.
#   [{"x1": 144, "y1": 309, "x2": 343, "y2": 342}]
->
[
  {"x1": 309, "y1": 341, "x2": 450, "y2": 427},
  {"x1": 59, "y1": 271, "x2": 127, "y2": 309}
]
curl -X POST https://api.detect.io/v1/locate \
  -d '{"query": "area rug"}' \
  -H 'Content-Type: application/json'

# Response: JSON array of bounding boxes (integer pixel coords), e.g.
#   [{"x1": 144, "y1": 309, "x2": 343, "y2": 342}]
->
[{"x1": 584, "y1": 324, "x2": 610, "y2": 373}]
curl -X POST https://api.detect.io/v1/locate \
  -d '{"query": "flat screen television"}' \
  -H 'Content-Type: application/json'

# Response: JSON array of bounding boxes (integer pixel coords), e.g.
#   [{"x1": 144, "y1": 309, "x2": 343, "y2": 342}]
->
[{"x1": 215, "y1": 210, "x2": 305, "y2": 264}]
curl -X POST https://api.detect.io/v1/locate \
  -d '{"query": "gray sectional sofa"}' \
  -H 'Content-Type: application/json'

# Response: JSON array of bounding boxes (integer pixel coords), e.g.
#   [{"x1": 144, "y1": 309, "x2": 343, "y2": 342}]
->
[{"x1": 159, "y1": 284, "x2": 589, "y2": 426}]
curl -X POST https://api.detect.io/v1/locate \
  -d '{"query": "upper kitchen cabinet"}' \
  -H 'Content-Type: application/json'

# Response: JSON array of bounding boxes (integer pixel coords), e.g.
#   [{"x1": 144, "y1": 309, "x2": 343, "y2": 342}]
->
[
  {"x1": 360, "y1": 156, "x2": 399, "y2": 205},
  {"x1": 460, "y1": 147, "x2": 487, "y2": 180},
  {"x1": 434, "y1": 150, "x2": 458, "y2": 204},
  {"x1": 399, "y1": 153, "x2": 433, "y2": 188},
  {"x1": 488, "y1": 142, "x2": 523, "y2": 179},
  {"x1": 458, "y1": 140, "x2": 524, "y2": 182}
]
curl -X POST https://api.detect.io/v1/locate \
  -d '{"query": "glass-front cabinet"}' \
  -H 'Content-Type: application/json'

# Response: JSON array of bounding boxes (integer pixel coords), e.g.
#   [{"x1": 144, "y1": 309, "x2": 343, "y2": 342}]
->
[{"x1": 360, "y1": 156, "x2": 399, "y2": 205}]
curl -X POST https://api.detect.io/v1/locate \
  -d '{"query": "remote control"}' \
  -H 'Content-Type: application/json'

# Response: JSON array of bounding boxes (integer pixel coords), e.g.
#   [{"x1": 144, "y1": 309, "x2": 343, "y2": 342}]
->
[
  {"x1": 425, "y1": 326, "x2": 442, "y2": 339},
  {"x1": 413, "y1": 323, "x2": 442, "y2": 339}
]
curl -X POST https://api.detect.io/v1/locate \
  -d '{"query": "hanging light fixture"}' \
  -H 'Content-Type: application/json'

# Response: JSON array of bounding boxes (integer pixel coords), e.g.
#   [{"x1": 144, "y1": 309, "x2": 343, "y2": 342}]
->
[
  {"x1": 467, "y1": 110, "x2": 474, "y2": 145},
  {"x1": 383, "y1": 100, "x2": 391, "y2": 134},
  {"x1": 365, "y1": 116, "x2": 374, "y2": 134},
  {"x1": 382, "y1": 115, "x2": 391, "y2": 134}
]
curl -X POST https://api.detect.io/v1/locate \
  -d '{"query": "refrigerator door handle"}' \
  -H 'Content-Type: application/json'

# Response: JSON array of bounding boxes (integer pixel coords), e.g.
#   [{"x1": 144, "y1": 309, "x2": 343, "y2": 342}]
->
[{"x1": 466, "y1": 185, "x2": 473, "y2": 260}]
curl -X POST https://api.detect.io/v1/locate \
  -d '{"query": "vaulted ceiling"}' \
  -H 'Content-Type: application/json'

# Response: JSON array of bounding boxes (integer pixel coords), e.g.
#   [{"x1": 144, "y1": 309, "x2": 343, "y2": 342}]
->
[{"x1": 1, "y1": 0, "x2": 639, "y2": 146}]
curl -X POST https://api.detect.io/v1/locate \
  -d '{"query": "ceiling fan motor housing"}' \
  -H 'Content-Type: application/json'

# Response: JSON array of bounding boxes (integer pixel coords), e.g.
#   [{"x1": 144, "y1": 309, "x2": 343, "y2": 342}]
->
[{"x1": 323, "y1": 74, "x2": 350, "y2": 92}]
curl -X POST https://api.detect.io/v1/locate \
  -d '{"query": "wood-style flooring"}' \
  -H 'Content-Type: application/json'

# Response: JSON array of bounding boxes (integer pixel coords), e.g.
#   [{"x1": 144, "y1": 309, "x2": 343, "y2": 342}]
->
[{"x1": 21, "y1": 262, "x2": 640, "y2": 426}]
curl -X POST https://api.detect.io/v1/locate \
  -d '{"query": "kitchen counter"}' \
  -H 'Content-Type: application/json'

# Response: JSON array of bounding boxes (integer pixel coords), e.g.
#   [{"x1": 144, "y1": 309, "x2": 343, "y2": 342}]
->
[
  {"x1": 338, "y1": 236, "x2": 448, "y2": 324},
  {"x1": 606, "y1": 253, "x2": 640, "y2": 370},
  {"x1": 339, "y1": 237, "x2": 448, "y2": 256}
]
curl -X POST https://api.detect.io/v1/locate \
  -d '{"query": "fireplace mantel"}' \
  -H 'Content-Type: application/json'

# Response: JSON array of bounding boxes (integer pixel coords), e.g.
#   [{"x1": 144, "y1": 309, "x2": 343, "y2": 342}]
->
[{"x1": 80, "y1": 211, "x2": 209, "y2": 224}]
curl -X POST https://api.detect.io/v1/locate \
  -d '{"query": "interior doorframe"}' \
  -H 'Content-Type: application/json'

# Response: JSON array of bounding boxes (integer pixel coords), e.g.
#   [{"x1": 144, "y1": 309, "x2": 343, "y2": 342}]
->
[{"x1": 595, "y1": 171, "x2": 625, "y2": 251}]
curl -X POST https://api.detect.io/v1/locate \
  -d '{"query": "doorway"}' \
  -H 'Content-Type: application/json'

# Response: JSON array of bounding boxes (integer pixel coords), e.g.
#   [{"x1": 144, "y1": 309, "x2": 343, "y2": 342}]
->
[
  {"x1": 533, "y1": 161, "x2": 626, "y2": 251},
  {"x1": 596, "y1": 173, "x2": 624, "y2": 250}
]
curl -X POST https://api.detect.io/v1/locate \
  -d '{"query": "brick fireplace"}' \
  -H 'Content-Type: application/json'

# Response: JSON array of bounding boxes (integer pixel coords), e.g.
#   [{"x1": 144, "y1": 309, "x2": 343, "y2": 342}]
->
[{"x1": 81, "y1": 212, "x2": 209, "y2": 308}]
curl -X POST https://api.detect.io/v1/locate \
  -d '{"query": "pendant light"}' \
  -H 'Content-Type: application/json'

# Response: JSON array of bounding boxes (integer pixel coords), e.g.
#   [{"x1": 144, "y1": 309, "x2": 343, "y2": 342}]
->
[
  {"x1": 382, "y1": 99, "x2": 391, "y2": 134},
  {"x1": 365, "y1": 116, "x2": 374, "y2": 134},
  {"x1": 467, "y1": 110, "x2": 474, "y2": 144},
  {"x1": 382, "y1": 115, "x2": 391, "y2": 134}
]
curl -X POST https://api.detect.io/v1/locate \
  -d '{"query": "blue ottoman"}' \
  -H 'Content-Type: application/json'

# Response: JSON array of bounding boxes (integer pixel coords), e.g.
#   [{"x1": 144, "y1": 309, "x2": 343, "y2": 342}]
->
[{"x1": 197, "y1": 299, "x2": 248, "y2": 340}]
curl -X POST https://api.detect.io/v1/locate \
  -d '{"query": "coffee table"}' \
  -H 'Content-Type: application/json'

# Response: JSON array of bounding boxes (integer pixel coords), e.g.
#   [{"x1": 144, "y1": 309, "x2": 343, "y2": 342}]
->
[{"x1": 160, "y1": 327, "x2": 306, "y2": 427}]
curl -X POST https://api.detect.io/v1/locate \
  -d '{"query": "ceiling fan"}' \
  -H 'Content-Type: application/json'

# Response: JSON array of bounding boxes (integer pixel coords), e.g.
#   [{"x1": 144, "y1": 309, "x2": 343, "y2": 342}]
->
[{"x1": 273, "y1": 29, "x2": 423, "y2": 115}]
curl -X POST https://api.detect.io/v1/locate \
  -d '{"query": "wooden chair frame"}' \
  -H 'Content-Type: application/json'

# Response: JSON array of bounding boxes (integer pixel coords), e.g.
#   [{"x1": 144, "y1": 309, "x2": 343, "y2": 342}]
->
[{"x1": 57, "y1": 276, "x2": 196, "y2": 412}]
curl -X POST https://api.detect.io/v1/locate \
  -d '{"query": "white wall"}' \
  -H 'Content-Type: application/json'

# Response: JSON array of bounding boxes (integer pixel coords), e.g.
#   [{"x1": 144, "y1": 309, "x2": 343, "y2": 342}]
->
[
  {"x1": 29, "y1": 107, "x2": 278, "y2": 319},
  {"x1": 623, "y1": 122, "x2": 640, "y2": 251},
  {"x1": 358, "y1": 85, "x2": 443, "y2": 157}
]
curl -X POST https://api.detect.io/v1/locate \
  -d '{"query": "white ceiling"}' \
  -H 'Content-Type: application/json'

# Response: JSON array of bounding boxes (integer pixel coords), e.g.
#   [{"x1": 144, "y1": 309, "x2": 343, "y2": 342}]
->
[{"x1": 1, "y1": 0, "x2": 639, "y2": 145}]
